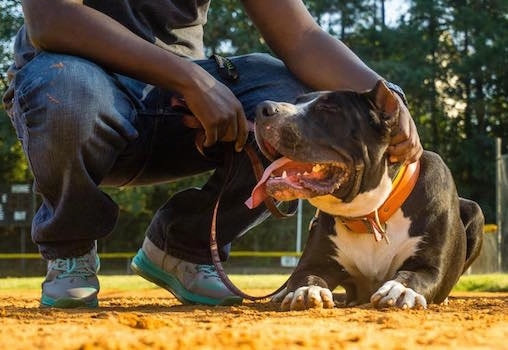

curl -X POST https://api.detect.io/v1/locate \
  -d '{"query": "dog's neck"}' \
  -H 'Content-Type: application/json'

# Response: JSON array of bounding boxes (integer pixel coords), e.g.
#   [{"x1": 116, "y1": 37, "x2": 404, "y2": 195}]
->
[
  {"x1": 308, "y1": 169, "x2": 392, "y2": 217},
  {"x1": 308, "y1": 162, "x2": 412, "y2": 218}
]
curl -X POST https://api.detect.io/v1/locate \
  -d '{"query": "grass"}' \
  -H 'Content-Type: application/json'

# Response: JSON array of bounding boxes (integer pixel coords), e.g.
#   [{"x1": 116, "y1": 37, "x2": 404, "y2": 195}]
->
[
  {"x1": 1, "y1": 273, "x2": 507, "y2": 292},
  {"x1": 454, "y1": 274, "x2": 508, "y2": 292},
  {"x1": 0, "y1": 274, "x2": 292, "y2": 291}
]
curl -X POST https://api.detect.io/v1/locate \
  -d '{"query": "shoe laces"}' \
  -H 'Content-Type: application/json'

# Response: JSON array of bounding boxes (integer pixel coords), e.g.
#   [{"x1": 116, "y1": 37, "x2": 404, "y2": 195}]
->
[
  {"x1": 50, "y1": 254, "x2": 99, "y2": 279},
  {"x1": 195, "y1": 264, "x2": 220, "y2": 280}
]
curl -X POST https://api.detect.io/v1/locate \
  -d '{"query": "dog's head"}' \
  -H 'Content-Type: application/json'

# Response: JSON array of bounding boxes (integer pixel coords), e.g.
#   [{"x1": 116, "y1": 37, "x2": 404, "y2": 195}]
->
[{"x1": 247, "y1": 80, "x2": 401, "y2": 216}]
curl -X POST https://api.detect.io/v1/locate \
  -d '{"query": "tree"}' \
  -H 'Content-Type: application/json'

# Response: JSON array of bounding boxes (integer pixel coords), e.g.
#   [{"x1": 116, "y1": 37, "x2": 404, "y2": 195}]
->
[
  {"x1": 352, "y1": 0, "x2": 508, "y2": 223},
  {"x1": 0, "y1": 1, "x2": 23, "y2": 90},
  {"x1": 204, "y1": 0, "x2": 268, "y2": 55},
  {"x1": 0, "y1": 1, "x2": 27, "y2": 184},
  {"x1": 444, "y1": 0, "x2": 508, "y2": 222}
]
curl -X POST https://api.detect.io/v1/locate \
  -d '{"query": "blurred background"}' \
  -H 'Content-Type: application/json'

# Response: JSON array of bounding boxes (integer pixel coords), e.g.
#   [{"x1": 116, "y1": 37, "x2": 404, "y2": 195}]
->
[{"x1": 1, "y1": 0, "x2": 507, "y2": 276}]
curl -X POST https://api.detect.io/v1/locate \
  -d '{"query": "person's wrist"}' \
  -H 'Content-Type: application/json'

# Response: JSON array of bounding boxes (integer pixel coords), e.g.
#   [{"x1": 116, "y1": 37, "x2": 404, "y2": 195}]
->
[{"x1": 384, "y1": 81, "x2": 408, "y2": 107}]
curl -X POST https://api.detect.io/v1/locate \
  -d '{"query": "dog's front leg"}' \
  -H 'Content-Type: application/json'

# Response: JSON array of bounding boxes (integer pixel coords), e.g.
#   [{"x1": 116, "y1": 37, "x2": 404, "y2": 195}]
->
[{"x1": 272, "y1": 213, "x2": 345, "y2": 311}]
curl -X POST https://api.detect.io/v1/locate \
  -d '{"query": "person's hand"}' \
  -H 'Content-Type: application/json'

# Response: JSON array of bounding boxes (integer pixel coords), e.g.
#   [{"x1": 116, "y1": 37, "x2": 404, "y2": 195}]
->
[
  {"x1": 181, "y1": 68, "x2": 248, "y2": 152},
  {"x1": 388, "y1": 94, "x2": 423, "y2": 164}
]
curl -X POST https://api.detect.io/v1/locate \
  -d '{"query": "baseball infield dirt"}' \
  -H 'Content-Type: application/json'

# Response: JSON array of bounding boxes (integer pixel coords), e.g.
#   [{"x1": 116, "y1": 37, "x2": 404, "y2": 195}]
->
[{"x1": 1, "y1": 289, "x2": 507, "y2": 350}]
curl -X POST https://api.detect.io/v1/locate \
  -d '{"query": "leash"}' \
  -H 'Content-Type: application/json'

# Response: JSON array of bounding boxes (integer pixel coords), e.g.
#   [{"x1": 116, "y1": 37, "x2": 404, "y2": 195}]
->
[
  {"x1": 173, "y1": 96, "x2": 295, "y2": 300},
  {"x1": 208, "y1": 149, "x2": 291, "y2": 300}
]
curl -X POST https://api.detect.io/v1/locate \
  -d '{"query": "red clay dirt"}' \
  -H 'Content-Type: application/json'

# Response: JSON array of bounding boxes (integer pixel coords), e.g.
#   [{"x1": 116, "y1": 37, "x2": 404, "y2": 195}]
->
[{"x1": 1, "y1": 289, "x2": 507, "y2": 349}]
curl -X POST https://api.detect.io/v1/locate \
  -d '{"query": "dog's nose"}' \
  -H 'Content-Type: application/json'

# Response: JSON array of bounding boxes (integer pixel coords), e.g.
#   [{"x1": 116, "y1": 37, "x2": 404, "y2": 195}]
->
[{"x1": 256, "y1": 101, "x2": 279, "y2": 118}]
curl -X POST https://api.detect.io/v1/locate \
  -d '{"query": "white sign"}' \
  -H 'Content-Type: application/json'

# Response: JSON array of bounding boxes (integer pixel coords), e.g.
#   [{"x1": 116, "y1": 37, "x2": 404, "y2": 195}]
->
[
  {"x1": 14, "y1": 211, "x2": 27, "y2": 221},
  {"x1": 280, "y1": 256, "x2": 299, "y2": 267},
  {"x1": 11, "y1": 184, "x2": 30, "y2": 193}
]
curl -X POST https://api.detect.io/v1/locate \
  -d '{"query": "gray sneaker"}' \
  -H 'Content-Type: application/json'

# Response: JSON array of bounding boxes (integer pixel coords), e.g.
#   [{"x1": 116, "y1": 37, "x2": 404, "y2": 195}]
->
[
  {"x1": 131, "y1": 237, "x2": 243, "y2": 306},
  {"x1": 40, "y1": 245, "x2": 100, "y2": 308}
]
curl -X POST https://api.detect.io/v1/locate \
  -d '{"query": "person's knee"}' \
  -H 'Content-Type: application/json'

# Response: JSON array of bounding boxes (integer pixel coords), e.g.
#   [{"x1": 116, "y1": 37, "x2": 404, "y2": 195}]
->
[
  {"x1": 241, "y1": 52, "x2": 286, "y2": 71},
  {"x1": 245, "y1": 52, "x2": 306, "y2": 89},
  {"x1": 12, "y1": 54, "x2": 141, "y2": 183},
  {"x1": 14, "y1": 53, "x2": 136, "y2": 144},
  {"x1": 15, "y1": 54, "x2": 114, "y2": 122}
]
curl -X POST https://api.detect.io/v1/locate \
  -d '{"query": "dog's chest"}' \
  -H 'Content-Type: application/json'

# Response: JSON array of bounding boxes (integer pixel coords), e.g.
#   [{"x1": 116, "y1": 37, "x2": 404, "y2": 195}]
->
[{"x1": 333, "y1": 210, "x2": 422, "y2": 285}]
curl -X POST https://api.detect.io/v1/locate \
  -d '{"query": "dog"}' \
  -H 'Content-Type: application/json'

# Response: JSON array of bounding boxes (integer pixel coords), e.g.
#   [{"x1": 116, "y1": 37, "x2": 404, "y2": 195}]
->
[{"x1": 246, "y1": 80, "x2": 484, "y2": 310}]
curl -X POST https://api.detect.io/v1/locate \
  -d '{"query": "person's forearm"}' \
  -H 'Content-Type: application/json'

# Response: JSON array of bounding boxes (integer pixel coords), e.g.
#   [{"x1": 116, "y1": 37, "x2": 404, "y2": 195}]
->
[
  {"x1": 242, "y1": 0, "x2": 379, "y2": 92},
  {"x1": 281, "y1": 29, "x2": 381, "y2": 92},
  {"x1": 21, "y1": 0, "x2": 203, "y2": 94}
]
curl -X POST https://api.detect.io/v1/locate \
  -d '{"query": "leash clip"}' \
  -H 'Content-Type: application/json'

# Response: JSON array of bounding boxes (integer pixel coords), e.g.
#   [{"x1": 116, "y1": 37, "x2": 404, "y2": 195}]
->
[
  {"x1": 373, "y1": 209, "x2": 390, "y2": 244},
  {"x1": 341, "y1": 210, "x2": 390, "y2": 244}
]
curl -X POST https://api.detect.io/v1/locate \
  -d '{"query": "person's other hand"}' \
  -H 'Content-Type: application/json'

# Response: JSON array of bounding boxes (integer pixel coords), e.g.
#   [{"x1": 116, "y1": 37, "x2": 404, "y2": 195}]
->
[{"x1": 388, "y1": 95, "x2": 423, "y2": 164}]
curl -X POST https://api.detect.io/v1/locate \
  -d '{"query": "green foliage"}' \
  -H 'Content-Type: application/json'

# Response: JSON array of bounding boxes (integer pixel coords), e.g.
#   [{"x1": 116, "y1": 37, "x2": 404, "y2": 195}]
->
[
  {"x1": 0, "y1": 0, "x2": 23, "y2": 90},
  {"x1": 0, "y1": 1, "x2": 27, "y2": 184},
  {"x1": 454, "y1": 274, "x2": 508, "y2": 292},
  {"x1": 305, "y1": 0, "x2": 375, "y2": 39},
  {"x1": 204, "y1": 0, "x2": 269, "y2": 55},
  {"x1": 351, "y1": 0, "x2": 508, "y2": 223},
  {"x1": 0, "y1": 108, "x2": 31, "y2": 183}
]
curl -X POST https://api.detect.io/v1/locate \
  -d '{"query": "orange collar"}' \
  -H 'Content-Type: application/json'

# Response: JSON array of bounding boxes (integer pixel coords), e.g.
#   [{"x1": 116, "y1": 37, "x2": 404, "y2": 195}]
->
[{"x1": 338, "y1": 160, "x2": 421, "y2": 242}]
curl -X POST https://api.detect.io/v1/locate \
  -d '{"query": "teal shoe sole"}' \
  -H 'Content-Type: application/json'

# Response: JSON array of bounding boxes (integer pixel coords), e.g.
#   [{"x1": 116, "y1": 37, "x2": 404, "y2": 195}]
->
[
  {"x1": 40, "y1": 294, "x2": 98, "y2": 308},
  {"x1": 130, "y1": 249, "x2": 243, "y2": 306}
]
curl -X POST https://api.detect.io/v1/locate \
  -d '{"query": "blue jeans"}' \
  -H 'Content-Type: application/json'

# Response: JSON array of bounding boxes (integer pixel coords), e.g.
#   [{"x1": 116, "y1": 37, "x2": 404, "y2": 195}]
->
[{"x1": 9, "y1": 51, "x2": 308, "y2": 262}]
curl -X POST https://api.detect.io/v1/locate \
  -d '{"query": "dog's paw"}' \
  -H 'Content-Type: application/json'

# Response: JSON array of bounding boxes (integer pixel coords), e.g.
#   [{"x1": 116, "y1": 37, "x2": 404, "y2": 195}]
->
[
  {"x1": 370, "y1": 280, "x2": 427, "y2": 309},
  {"x1": 270, "y1": 287, "x2": 289, "y2": 303},
  {"x1": 279, "y1": 286, "x2": 334, "y2": 311}
]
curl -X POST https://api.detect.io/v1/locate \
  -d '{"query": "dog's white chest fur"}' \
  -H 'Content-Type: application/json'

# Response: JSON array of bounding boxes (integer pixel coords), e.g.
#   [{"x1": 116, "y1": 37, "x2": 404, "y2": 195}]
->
[
  {"x1": 334, "y1": 210, "x2": 422, "y2": 288},
  {"x1": 310, "y1": 168, "x2": 422, "y2": 292}
]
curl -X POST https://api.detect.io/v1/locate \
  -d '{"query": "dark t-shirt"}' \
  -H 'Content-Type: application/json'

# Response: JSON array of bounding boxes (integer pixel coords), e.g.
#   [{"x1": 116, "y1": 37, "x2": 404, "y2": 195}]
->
[{"x1": 84, "y1": 0, "x2": 210, "y2": 59}]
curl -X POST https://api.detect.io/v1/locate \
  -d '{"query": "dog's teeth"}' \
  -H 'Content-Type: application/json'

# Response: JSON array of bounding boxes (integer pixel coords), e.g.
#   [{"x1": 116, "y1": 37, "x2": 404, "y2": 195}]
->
[
  {"x1": 312, "y1": 164, "x2": 323, "y2": 173},
  {"x1": 282, "y1": 170, "x2": 288, "y2": 178},
  {"x1": 303, "y1": 171, "x2": 310, "y2": 176}
]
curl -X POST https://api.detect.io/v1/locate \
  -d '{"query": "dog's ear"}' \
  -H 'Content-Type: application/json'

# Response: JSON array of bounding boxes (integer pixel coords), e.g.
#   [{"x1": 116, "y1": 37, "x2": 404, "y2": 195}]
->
[
  {"x1": 369, "y1": 80, "x2": 400, "y2": 117},
  {"x1": 364, "y1": 80, "x2": 400, "y2": 134}
]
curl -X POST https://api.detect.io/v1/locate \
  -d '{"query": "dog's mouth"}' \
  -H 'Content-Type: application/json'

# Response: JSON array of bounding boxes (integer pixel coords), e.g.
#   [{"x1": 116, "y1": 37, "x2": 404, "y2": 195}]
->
[{"x1": 245, "y1": 155, "x2": 349, "y2": 209}]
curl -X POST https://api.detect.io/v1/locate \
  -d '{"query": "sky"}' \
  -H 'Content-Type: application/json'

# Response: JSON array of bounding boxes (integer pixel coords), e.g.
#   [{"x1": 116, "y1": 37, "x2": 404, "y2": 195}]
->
[{"x1": 385, "y1": 0, "x2": 410, "y2": 26}]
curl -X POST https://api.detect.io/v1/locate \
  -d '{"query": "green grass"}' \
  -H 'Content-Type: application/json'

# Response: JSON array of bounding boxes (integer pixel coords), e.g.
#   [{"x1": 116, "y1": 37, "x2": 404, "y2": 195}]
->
[
  {"x1": 453, "y1": 274, "x2": 508, "y2": 292},
  {"x1": 1, "y1": 274, "x2": 507, "y2": 292},
  {"x1": 0, "y1": 274, "x2": 291, "y2": 291}
]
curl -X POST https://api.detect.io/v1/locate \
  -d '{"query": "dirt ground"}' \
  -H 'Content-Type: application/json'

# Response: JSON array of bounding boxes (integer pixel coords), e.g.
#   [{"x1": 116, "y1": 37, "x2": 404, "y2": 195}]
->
[{"x1": 1, "y1": 289, "x2": 507, "y2": 350}]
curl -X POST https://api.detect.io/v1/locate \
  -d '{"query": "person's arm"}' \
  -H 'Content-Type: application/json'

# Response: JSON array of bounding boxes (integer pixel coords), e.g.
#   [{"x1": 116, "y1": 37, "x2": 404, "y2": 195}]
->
[
  {"x1": 21, "y1": 0, "x2": 248, "y2": 151},
  {"x1": 242, "y1": 0, "x2": 422, "y2": 163}
]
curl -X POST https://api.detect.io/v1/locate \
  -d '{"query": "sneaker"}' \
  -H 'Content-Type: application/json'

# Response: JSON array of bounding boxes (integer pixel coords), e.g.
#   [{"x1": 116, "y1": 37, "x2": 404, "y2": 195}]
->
[
  {"x1": 130, "y1": 237, "x2": 243, "y2": 306},
  {"x1": 40, "y1": 244, "x2": 100, "y2": 308}
]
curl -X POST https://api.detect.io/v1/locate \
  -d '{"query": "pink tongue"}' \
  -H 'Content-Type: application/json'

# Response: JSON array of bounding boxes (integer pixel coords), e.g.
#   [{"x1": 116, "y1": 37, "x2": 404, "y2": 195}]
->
[{"x1": 245, "y1": 157, "x2": 292, "y2": 209}]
